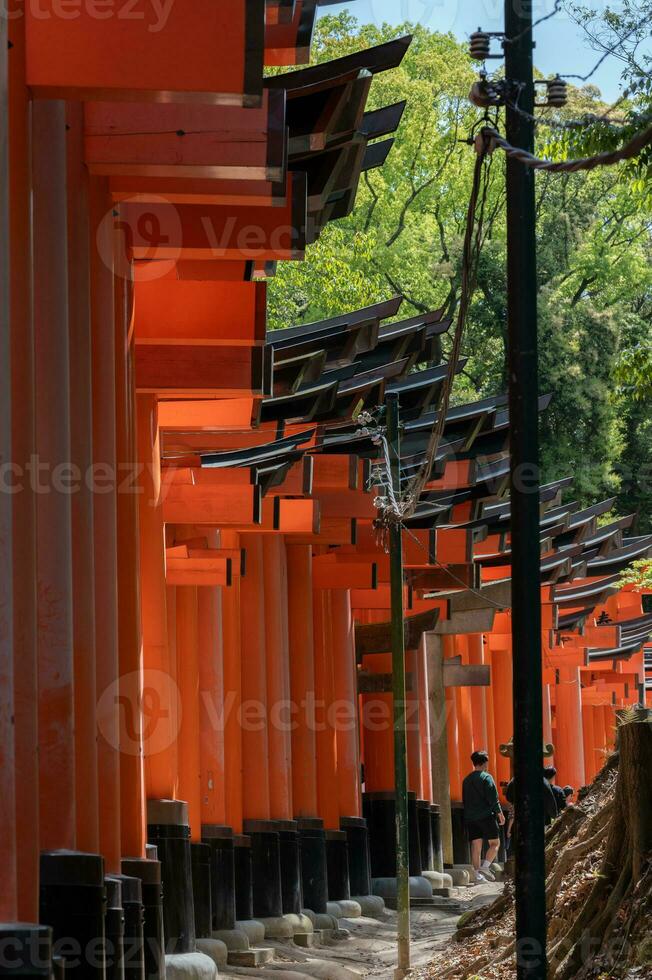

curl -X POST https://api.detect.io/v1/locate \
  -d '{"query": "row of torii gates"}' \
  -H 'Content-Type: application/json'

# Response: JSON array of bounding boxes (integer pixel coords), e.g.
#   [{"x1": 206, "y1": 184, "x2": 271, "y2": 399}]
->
[{"x1": 2, "y1": 3, "x2": 652, "y2": 978}]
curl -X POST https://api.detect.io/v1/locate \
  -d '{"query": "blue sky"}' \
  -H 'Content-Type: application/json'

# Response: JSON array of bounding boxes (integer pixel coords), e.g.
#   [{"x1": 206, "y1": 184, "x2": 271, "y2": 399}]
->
[{"x1": 318, "y1": 1, "x2": 637, "y2": 101}]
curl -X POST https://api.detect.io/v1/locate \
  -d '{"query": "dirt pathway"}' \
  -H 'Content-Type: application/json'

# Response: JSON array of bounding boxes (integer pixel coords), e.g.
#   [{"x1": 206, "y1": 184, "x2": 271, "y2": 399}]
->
[{"x1": 220, "y1": 882, "x2": 503, "y2": 980}]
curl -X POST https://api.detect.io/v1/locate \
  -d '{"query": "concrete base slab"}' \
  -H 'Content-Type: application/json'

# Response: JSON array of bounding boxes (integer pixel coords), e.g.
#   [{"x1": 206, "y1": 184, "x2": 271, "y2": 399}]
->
[
  {"x1": 334, "y1": 900, "x2": 361, "y2": 918},
  {"x1": 371, "y1": 875, "x2": 433, "y2": 907},
  {"x1": 421, "y1": 870, "x2": 445, "y2": 890},
  {"x1": 212, "y1": 928, "x2": 249, "y2": 951},
  {"x1": 293, "y1": 933, "x2": 316, "y2": 948},
  {"x1": 283, "y1": 913, "x2": 314, "y2": 936},
  {"x1": 227, "y1": 947, "x2": 274, "y2": 967},
  {"x1": 351, "y1": 895, "x2": 385, "y2": 918},
  {"x1": 257, "y1": 916, "x2": 294, "y2": 939},
  {"x1": 333, "y1": 928, "x2": 350, "y2": 940},
  {"x1": 195, "y1": 939, "x2": 228, "y2": 969},
  {"x1": 490, "y1": 863, "x2": 504, "y2": 880},
  {"x1": 440, "y1": 872, "x2": 454, "y2": 888},
  {"x1": 165, "y1": 952, "x2": 218, "y2": 980},
  {"x1": 326, "y1": 902, "x2": 342, "y2": 919},
  {"x1": 234, "y1": 919, "x2": 266, "y2": 945},
  {"x1": 448, "y1": 867, "x2": 470, "y2": 886},
  {"x1": 313, "y1": 912, "x2": 339, "y2": 931},
  {"x1": 432, "y1": 887, "x2": 453, "y2": 898}
]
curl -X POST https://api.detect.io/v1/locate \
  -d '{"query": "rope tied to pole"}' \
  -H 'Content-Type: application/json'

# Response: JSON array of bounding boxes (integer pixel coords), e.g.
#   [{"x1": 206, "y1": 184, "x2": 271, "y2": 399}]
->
[{"x1": 481, "y1": 122, "x2": 652, "y2": 173}]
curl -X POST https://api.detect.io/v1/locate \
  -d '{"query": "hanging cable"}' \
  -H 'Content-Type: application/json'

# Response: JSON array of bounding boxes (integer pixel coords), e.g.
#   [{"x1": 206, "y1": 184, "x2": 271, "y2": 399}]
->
[{"x1": 399, "y1": 130, "x2": 492, "y2": 520}]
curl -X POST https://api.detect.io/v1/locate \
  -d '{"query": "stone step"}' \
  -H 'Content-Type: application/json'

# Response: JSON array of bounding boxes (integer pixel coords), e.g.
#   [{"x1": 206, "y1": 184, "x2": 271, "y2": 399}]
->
[
  {"x1": 432, "y1": 887, "x2": 453, "y2": 898},
  {"x1": 410, "y1": 897, "x2": 463, "y2": 912},
  {"x1": 227, "y1": 947, "x2": 275, "y2": 967}
]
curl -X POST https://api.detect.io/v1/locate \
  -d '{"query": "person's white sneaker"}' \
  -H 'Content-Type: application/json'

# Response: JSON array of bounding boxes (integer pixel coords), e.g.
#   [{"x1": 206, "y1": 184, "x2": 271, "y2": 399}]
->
[
  {"x1": 480, "y1": 865, "x2": 496, "y2": 881},
  {"x1": 473, "y1": 871, "x2": 489, "y2": 883}
]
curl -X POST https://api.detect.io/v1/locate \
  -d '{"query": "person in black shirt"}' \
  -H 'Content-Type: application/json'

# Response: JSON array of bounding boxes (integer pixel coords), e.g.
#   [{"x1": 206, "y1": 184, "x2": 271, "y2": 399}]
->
[
  {"x1": 462, "y1": 751, "x2": 505, "y2": 883},
  {"x1": 544, "y1": 766, "x2": 566, "y2": 816},
  {"x1": 504, "y1": 774, "x2": 558, "y2": 831}
]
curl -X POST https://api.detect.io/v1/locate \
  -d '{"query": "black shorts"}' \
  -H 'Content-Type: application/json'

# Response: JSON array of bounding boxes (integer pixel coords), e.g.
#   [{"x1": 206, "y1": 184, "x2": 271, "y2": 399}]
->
[{"x1": 465, "y1": 815, "x2": 500, "y2": 842}]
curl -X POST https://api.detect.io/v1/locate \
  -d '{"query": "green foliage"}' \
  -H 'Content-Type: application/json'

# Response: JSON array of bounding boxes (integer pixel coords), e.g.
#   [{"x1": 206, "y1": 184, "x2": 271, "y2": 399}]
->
[
  {"x1": 615, "y1": 342, "x2": 652, "y2": 400},
  {"x1": 268, "y1": 13, "x2": 652, "y2": 528},
  {"x1": 558, "y1": 1, "x2": 652, "y2": 192},
  {"x1": 619, "y1": 558, "x2": 652, "y2": 589}
]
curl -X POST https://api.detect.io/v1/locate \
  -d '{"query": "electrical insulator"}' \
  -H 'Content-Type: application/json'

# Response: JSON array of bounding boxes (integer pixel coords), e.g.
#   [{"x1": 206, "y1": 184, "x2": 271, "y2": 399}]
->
[
  {"x1": 469, "y1": 78, "x2": 502, "y2": 108},
  {"x1": 469, "y1": 29, "x2": 491, "y2": 61},
  {"x1": 546, "y1": 75, "x2": 568, "y2": 107}
]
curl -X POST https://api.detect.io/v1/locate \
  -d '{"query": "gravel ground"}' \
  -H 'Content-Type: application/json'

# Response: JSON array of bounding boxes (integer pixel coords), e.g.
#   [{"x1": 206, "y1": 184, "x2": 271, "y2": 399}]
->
[{"x1": 219, "y1": 883, "x2": 503, "y2": 980}]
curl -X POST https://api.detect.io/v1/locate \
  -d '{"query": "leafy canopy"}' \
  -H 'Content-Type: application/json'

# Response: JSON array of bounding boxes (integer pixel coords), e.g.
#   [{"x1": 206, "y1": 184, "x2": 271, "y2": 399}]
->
[{"x1": 268, "y1": 14, "x2": 652, "y2": 529}]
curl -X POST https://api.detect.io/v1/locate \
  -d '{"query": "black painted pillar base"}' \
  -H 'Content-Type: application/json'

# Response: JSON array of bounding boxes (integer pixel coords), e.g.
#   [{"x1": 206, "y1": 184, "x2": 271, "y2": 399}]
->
[
  {"x1": 451, "y1": 802, "x2": 471, "y2": 866},
  {"x1": 108, "y1": 874, "x2": 144, "y2": 980},
  {"x1": 190, "y1": 843, "x2": 212, "y2": 939},
  {"x1": 243, "y1": 820, "x2": 283, "y2": 920},
  {"x1": 201, "y1": 825, "x2": 236, "y2": 931},
  {"x1": 340, "y1": 817, "x2": 372, "y2": 896},
  {"x1": 233, "y1": 835, "x2": 253, "y2": 922},
  {"x1": 40, "y1": 851, "x2": 106, "y2": 979},
  {"x1": 105, "y1": 877, "x2": 125, "y2": 980},
  {"x1": 430, "y1": 805, "x2": 444, "y2": 873},
  {"x1": 362, "y1": 792, "x2": 422, "y2": 878},
  {"x1": 417, "y1": 800, "x2": 434, "y2": 873},
  {"x1": 121, "y1": 858, "x2": 164, "y2": 980},
  {"x1": 0, "y1": 924, "x2": 52, "y2": 977},
  {"x1": 296, "y1": 818, "x2": 328, "y2": 914},
  {"x1": 277, "y1": 821, "x2": 302, "y2": 915},
  {"x1": 147, "y1": 799, "x2": 196, "y2": 955},
  {"x1": 325, "y1": 830, "x2": 350, "y2": 902}
]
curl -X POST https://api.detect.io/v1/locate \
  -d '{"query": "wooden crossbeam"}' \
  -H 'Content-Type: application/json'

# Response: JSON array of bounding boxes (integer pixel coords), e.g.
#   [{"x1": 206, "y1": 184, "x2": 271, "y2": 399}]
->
[{"x1": 355, "y1": 606, "x2": 440, "y2": 657}]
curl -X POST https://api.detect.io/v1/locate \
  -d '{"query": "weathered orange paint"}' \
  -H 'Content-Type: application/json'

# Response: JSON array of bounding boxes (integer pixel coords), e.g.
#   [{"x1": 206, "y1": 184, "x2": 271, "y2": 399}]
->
[
  {"x1": 554, "y1": 666, "x2": 585, "y2": 791},
  {"x1": 177, "y1": 586, "x2": 203, "y2": 841},
  {"x1": 361, "y1": 652, "x2": 394, "y2": 793},
  {"x1": 8, "y1": 5, "x2": 39, "y2": 920},
  {"x1": 33, "y1": 99, "x2": 76, "y2": 852},
  {"x1": 198, "y1": 582, "x2": 227, "y2": 828},
  {"x1": 467, "y1": 634, "x2": 489, "y2": 752},
  {"x1": 240, "y1": 535, "x2": 271, "y2": 820},
  {"x1": 68, "y1": 102, "x2": 101, "y2": 857},
  {"x1": 331, "y1": 590, "x2": 362, "y2": 818},
  {"x1": 221, "y1": 531, "x2": 243, "y2": 834},
  {"x1": 490, "y1": 641, "x2": 513, "y2": 792},
  {"x1": 263, "y1": 536, "x2": 293, "y2": 820},
  {"x1": 114, "y1": 257, "x2": 146, "y2": 859},
  {"x1": 314, "y1": 591, "x2": 340, "y2": 830},
  {"x1": 137, "y1": 395, "x2": 178, "y2": 800},
  {"x1": 286, "y1": 544, "x2": 319, "y2": 816}
]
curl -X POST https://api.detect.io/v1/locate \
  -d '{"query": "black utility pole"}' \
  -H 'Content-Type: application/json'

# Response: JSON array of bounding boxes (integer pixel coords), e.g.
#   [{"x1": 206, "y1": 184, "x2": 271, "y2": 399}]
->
[
  {"x1": 504, "y1": 0, "x2": 547, "y2": 977},
  {"x1": 386, "y1": 392, "x2": 411, "y2": 979}
]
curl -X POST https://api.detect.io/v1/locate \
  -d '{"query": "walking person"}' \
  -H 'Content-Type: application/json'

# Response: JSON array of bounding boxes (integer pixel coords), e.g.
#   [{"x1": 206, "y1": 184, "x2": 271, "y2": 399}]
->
[{"x1": 462, "y1": 751, "x2": 505, "y2": 883}]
